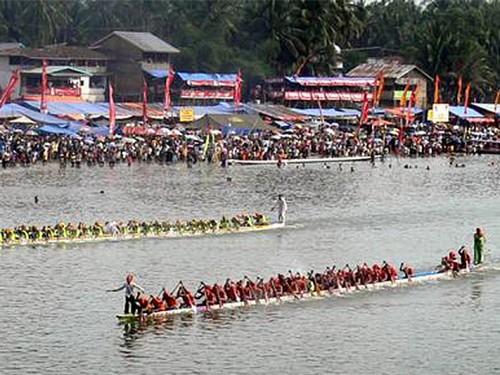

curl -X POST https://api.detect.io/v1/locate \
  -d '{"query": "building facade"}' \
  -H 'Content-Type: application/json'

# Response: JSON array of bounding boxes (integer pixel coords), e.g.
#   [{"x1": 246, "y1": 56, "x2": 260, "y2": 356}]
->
[
  {"x1": 91, "y1": 31, "x2": 179, "y2": 101},
  {"x1": 263, "y1": 76, "x2": 376, "y2": 108},
  {"x1": 347, "y1": 58, "x2": 432, "y2": 108},
  {"x1": 0, "y1": 45, "x2": 109, "y2": 102}
]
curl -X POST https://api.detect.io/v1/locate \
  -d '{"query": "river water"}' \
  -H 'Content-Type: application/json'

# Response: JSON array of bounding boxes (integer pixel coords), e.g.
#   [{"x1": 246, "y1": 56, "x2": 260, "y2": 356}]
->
[{"x1": 0, "y1": 156, "x2": 499, "y2": 374}]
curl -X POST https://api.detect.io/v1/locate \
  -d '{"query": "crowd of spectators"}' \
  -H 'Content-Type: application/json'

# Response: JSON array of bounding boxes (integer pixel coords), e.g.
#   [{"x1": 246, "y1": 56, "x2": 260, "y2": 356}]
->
[{"x1": 0, "y1": 123, "x2": 497, "y2": 169}]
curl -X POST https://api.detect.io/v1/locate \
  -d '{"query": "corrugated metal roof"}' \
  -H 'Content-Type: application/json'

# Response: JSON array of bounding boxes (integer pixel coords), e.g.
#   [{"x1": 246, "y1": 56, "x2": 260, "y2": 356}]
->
[
  {"x1": 0, "y1": 46, "x2": 108, "y2": 60},
  {"x1": 347, "y1": 61, "x2": 432, "y2": 81},
  {"x1": 0, "y1": 42, "x2": 23, "y2": 51},
  {"x1": 93, "y1": 31, "x2": 179, "y2": 54}
]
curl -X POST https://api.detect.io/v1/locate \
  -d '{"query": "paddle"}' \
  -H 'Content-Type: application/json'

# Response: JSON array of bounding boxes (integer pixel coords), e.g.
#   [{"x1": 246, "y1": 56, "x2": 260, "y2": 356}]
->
[{"x1": 200, "y1": 282, "x2": 211, "y2": 311}]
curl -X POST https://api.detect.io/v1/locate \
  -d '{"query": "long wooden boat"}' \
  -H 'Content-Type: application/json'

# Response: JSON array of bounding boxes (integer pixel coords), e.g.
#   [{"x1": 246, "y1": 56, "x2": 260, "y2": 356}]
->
[
  {"x1": 227, "y1": 155, "x2": 378, "y2": 166},
  {"x1": 116, "y1": 267, "x2": 472, "y2": 323},
  {"x1": 0, "y1": 222, "x2": 285, "y2": 248}
]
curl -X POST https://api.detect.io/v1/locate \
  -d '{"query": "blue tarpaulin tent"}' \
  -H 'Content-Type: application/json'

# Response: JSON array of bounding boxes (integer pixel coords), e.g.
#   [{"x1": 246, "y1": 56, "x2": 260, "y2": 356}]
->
[
  {"x1": 22, "y1": 101, "x2": 135, "y2": 118},
  {"x1": 0, "y1": 103, "x2": 75, "y2": 125},
  {"x1": 449, "y1": 106, "x2": 484, "y2": 119}
]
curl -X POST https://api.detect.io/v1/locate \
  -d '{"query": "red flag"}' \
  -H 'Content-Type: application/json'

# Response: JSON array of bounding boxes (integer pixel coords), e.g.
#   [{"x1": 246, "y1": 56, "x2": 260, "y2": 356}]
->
[
  {"x1": 400, "y1": 82, "x2": 411, "y2": 108},
  {"x1": 234, "y1": 70, "x2": 242, "y2": 108},
  {"x1": 163, "y1": 67, "x2": 175, "y2": 114},
  {"x1": 464, "y1": 83, "x2": 471, "y2": 114},
  {"x1": 142, "y1": 79, "x2": 148, "y2": 125},
  {"x1": 0, "y1": 70, "x2": 20, "y2": 109},
  {"x1": 433, "y1": 75, "x2": 440, "y2": 104},
  {"x1": 356, "y1": 91, "x2": 370, "y2": 136},
  {"x1": 108, "y1": 82, "x2": 116, "y2": 136},
  {"x1": 406, "y1": 85, "x2": 418, "y2": 125},
  {"x1": 456, "y1": 75, "x2": 463, "y2": 105},
  {"x1": 40, "y1": 59, "x2": 48, "y2": 114},
  {"x1": 376, "y1": 72, "x2": 384, "y2": 106}
]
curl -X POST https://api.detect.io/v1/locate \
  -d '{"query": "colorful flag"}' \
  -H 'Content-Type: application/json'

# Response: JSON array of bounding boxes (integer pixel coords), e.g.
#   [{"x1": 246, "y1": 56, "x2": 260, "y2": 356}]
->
[
  {"x1": 234, "y1": 70, "x2": 242, "y2": 109},
  {"x1": 40, "y1": 59, "x2": 48, "y2": 114},
  {"x1": 0, "y1": 69, "x2": 19, "y2": 108},
  {"x1": 456, "y1": 75, "x2": 463, "y2": 105},
  {"x1": 400, "y1": 82, "x2": 411, "y2": 108},
  {"x1": 406, "y1": 85, "x2": 418, "y2": 126},
  {"x1": 376, "y1": 72, "x2": 384, "y2": 106},
  {"x1": 464, "y1": 83, "x2": 471, "y2": 114},
  {"x1": 142, "y1": 78, "x2": 148, "y2": 125},
  {"x1": 433, "y1": 75, "x2": 440, "y2": 104},
  {"x1": 163, "y1": 67, "x2": 175, "y2": 114},
  {"x1": 108, "y1": 82, "x2": 116, "y2": 136},
  {"x1": 356, "y1": 91, "x2": 370, "y2": 137},
  {"x1": 410, "y1": 85, "x2": 419, "y2": 108}
]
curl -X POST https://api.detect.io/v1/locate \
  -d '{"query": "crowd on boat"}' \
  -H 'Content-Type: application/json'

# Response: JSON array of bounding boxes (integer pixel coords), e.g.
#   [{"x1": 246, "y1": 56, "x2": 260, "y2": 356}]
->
[
  {"x1": 0, "y1": 213, "x2": 270, "y2": 245},
  {"x1": 1, "y1": 123, "x2": 494, "y2": 169},
  {"x1": 110, "y1": 243, "x2": 479, "y2": 316},
  {"x1": 437, "y1": 247, "x2": 473, "y2": 273},
  {"x1": 109, "y1": 261, "x2": 415, "y2": 315}
]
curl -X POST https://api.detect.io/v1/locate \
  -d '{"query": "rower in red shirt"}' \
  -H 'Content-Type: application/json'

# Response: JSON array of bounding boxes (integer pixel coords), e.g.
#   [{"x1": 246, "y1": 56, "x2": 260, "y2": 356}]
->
[
  {"x1": 150, "y1": 294, "x2": 166, "y2": 311},
  {"x1": 255, "y1": 277, "x2": 269, "y2": 302},
  {"x1": 399, "y1": 263, "x2": 415, "y2": 280},
  {"x1": 458, "y1": 246, "x2": 472, "y2": 270},
  {"x1": 224, "y1": 279, "x2": 239, "y2": 302},
  {"x1": 448, "y1": 250, "x2": 460, "y2": 273},
  {"x1": 196, "y1": 282, "x2": 217, "y2": 307},
  {"x1": 372, "y1": 263, "x2": 382, "y2": 282},
  {"x1": 236, "y1": 281, "x2": 248, "y2": 303},
  {"x1": 361, "y1": 263, "x2": 373, "y2": 284},
  {"x1": 161, "y1": 288, "x2": 179, "y2": 310},
  {"x1": 176, "y1": 282, "x2": 196, "y2": 308},
  {"x1": 268, "y1": 276, "x2": 282, "y2": 299},
  {"x1": 382, "y1": 261, "x2": 398, "y2": 282},
  {"x1": 212, "y1": 283, "x2": 227, "y2": 307},
  {"x1": 136, "y1": 292, "x2": 151, "y2": 314},
  {"x1": 343, "y1": 265, "x2": 357, "y2": 289},
  {"x1": 243, "y1": 278, "x2": 256, "y2": 301}
]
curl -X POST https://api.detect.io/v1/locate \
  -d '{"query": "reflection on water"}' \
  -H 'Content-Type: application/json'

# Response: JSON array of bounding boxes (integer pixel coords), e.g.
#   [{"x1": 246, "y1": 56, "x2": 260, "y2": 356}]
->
[{"x1": 0, "y1": 155, "x2": 499, "y2": 374}]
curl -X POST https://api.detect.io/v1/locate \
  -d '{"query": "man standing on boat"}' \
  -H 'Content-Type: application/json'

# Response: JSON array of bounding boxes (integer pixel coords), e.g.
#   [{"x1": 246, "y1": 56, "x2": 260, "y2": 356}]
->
[
  {"x1": 107, "y1": 274, "x2": 145, "y2": 314},
  {"x1": 272, "y1": 194, "x2": 288, "y2": 224},
  {"x1": 473, "y1": 228, "x2": 486, "y2": 265}
]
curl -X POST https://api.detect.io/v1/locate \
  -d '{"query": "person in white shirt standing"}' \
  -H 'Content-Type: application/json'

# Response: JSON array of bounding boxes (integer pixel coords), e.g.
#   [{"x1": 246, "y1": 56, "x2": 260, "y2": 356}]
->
[
  {"x1": 273, "y1": 194, "x2": 288, "y2": 225},
  {"x1": 107, "y1": 274, "x2": 145, "y2": 314}
]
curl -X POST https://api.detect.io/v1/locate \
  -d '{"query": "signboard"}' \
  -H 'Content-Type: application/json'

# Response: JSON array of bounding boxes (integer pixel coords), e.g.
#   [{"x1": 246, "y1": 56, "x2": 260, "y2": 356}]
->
[
  {"x1": 179, "y1": 107, "x2": 195, "y2": 122},
  {"x1": 427, "y1": 110, "x2": 433, "y2": 122},
  {"x1": 393, "y1": 90, "x2": 412, "y2": 101},
  {"x1": 432, "y1": 104, "x2": 449, "y2": 123}
]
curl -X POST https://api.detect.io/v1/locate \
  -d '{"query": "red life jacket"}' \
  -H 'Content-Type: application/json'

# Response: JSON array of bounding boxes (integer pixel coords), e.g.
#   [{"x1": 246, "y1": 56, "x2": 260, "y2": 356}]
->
[
  {"x1": 151, "y1": 296, "x2": 166, "y2": 311},
  {"x1": 388, "y1": 265, "x2": 398, "y2": 279},
  {"x1": 138, "y1": 296, "x2": 149, "y2": 308},
  {"x1": 225, "y1": 284, "x2": 239, "y2": 301},
  {"x1": 162, "y1": 292, "x2": 178, "y2": 309},
  {"x1": 204, "y1": 287, "x2": 217, "y2": 305},
  {"x1": 404, "y1": 266, "x2": 415, "y2": 277},
  {"x1": 213, "y1": 286, "x2": 227, "y2": 303}
]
